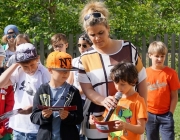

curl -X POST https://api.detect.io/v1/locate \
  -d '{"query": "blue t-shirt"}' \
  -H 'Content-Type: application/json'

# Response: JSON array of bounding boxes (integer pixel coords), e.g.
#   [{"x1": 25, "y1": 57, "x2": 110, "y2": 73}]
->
[{"x1": 50, "y1": 82, "x2": 71, "y2": 140}]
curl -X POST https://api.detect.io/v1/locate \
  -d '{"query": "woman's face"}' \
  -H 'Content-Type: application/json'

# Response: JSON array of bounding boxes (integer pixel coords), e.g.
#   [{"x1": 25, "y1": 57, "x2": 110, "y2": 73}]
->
[
  {"x1": 86, "y1": 24, "x2": 109, "y2": 49},
  {"x1": 6, "y1": 29, "x2": 16, "y2": 45},
  {"x1": 78, "y1": 39, "x2": 91, "y2": 54}
]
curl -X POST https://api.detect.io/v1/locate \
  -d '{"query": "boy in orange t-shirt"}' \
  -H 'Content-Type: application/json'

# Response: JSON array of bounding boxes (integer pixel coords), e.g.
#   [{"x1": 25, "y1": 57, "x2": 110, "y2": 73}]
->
[
  {"x1": 146, "y1": 41, "x2": 180, "y2": 140},
  {"x1": 89, "y1": 62, "x2": 147, "y2": 140}
]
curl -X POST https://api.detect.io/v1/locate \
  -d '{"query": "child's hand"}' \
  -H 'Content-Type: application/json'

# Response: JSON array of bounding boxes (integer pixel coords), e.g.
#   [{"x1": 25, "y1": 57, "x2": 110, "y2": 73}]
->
[
  {"x1": 18, "y1": 106, "x2": 32, "y2": 114},
  {"x1": 59, "y1": 110, "x2": 69, "y2": 120},
  {"x1": 42, "y1": 109, "x2": 53, "y2": 118},
  {"x1": 114, "y1": 120, "x2": 124, "y2": 131},
  {"x1": 89, "y1": 115, "x2": 98, "y2": 125}
]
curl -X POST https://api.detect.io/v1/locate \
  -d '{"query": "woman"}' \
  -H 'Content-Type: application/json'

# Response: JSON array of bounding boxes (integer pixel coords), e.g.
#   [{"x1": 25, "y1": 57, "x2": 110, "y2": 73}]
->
[{"x1": 78, "y1": 1, "x2": 147, "y2": 140}]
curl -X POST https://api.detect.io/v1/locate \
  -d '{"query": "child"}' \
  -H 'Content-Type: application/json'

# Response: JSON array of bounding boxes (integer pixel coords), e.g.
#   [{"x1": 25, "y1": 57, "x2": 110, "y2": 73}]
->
[
  {"x1": 146, "y1": 41, "x2": 180, "y2": 140},
  {"x1": 0, "y1": 46, "x2": 14, "y2": 140},
  {"x1": 89, "y1": 61, "x2": 147, "y2": 140},
  {"x1": 0, "y1": 43, "x2": 51, "y2": 140},
  {"x1": 50, "y1": 33, "x2": 68, "y2": 52},
  {"x1": 1, "y1": 25, "x2": 19, "y2": 67},
  {"x1": 6, "y1": 34, "x2": 31, "y2": 67},
  {"x1": 30, "y1": 51, "x2": 84, "y2": 140},
  {"x1": 68, "y1": 33, "x2": 92, "y2": 140}
]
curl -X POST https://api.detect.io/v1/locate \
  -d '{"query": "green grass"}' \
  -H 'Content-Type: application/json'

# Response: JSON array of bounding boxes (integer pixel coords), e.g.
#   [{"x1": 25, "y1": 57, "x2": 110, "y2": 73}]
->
[{"x1": 174, "y1": 95, "x2": 180, "y2": 140}]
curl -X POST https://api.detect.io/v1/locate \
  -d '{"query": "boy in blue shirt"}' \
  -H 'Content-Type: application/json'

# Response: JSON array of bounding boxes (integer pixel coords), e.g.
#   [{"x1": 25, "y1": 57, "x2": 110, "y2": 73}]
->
[{"x1": 30, "y1": 51, "x2": 83, "y2": 140}]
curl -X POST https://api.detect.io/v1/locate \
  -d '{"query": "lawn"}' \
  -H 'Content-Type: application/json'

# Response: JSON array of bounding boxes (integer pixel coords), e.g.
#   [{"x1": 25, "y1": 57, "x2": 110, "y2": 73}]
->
[{"x1": 174, "y1": 95, "x2": 180, "y2": 140}]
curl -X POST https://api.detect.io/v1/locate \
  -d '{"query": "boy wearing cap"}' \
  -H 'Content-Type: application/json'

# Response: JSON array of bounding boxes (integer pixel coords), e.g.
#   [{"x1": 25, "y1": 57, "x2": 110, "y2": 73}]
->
[
  {"x1": 30, "y1": 51, "x2": 83, "y2": 140},
  {"x1": 0, "y1": 43, "x2": 50, "y2": 140},
  {"x1": 0, "y1": 45, "x2": 14, "y2": 140}
]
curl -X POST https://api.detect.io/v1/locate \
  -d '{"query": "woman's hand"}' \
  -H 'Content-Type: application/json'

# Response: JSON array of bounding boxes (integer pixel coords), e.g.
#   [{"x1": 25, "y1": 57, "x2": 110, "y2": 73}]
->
[
  {"x1": 102, "y1": 96, "x2": 117, "y2": 110},
  {"x1": 42, "y1": 109, "x2": 53, "y2": 118}
]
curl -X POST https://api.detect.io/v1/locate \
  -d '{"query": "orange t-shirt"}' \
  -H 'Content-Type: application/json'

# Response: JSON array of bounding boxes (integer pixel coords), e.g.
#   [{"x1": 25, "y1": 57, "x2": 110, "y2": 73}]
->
[
  {"x1": 104, "y1": 92, "x2": 147, "y2": 140},
  {"x1": 146, "y1": 67, "x2": 180, "y2": 114}
]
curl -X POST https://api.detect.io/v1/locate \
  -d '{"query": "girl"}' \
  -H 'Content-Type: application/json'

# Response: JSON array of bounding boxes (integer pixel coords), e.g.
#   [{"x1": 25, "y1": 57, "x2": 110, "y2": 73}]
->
[{"x1": 1, "y1": 25, "x2": 19, "y2": 67}]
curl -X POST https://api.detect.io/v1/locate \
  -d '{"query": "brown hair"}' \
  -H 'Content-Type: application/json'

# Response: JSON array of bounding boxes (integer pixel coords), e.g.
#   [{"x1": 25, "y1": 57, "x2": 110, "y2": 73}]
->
[
  {"x1": 51, "y1": 33, "x2": 68, "y2": 45},
  {"x1": 79, "y1": 1, "x2": 109, "y2": 31},
  {"x1": 110, "y1": 61, "x2": 138, "y2": 86},
  {"x1": 15, "y1": 34, "x2": 31, "y2": 46}
]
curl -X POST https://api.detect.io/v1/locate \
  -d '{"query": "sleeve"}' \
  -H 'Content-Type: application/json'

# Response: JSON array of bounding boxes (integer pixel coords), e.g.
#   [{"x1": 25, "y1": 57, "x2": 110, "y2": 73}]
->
[
  {"x1": 0, "y1": 86, "x2": 14, "y2": 136},
  {"x1": 61, "y1": 87, "x2": 84, "y2": 125},
  {"x1": 135, "y1": 96, "x2": 147, "y2": 121},
  {"x1": 30, "y1": 86, "x2": 53, "y2": 125},
  {"x1": 78, "y1": 55, "x2": 91, "y2": 84},
  {"x1": 4, "y1": 86, "x2": 14, "y2": 113},
  {"x1": 6, "y1": 55, "x2": 15, "y2": 67},
  {"x1": 168, "y1": 70, "x2": 180, "y2": 90},
  {"x1": 10, "y1": 66, "x2": 20, "y2": 84},
  {"x1": 41, "y1": 66, "x2": 51, "y2": 83}
]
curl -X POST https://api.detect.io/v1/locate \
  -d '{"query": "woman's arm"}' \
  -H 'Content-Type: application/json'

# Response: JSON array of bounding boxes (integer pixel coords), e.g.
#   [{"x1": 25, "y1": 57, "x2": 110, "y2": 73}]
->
[{"x1": 137, "y1": 79, "x2": 147, "y2": 103}]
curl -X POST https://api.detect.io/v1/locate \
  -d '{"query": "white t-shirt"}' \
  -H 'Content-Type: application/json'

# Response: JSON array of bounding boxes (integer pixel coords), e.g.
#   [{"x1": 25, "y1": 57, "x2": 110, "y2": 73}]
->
[
  {"x1": 72, "y1": 57, "x2": 85, "y2": 100},
  {"x1": 9, "y1": 63, "x2": 51, "y2": 133}
]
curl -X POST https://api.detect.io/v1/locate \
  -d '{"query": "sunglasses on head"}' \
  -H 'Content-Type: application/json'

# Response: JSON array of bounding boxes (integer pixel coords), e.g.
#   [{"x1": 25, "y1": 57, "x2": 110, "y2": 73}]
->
[
  {"x1": 78, "y1": 44, "x2": 87, "y2": 48},
  {"x1": 84, "y1": 12, "x2": 105, "y2": 21},
  {"x1": 7, "y1": 34, "x2": 16, "y2": 39}
]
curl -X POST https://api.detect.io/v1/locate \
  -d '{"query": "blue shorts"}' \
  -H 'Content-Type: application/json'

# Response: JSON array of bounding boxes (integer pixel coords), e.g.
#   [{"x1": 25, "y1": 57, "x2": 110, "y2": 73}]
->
[{"x1": 13, "y1": 130, "x2": 37, "y2": 140}]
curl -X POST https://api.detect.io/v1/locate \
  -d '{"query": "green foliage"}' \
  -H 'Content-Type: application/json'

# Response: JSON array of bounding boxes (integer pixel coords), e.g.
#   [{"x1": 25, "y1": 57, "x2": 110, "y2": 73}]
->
[{"x1": 1, "y1": 0, "x2": 180, "y2": 47}]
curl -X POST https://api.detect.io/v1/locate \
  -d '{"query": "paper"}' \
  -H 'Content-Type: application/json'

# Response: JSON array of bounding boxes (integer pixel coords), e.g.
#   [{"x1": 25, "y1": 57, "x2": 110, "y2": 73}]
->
[
  {"x1": 0, "y1": 109, "x2": 21, "y2": 123},
  {"x1": 94, "y1": 120, "x2": 119, "y2": 133},
  {"x1": 37, "y1": 105, "x2": 77, "y2": 111}
]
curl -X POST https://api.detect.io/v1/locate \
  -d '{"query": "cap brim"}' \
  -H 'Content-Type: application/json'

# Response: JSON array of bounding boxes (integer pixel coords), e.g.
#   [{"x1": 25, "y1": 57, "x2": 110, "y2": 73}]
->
[{"x1": 51, "y1": 67, "x2": 78, "y2": 71}]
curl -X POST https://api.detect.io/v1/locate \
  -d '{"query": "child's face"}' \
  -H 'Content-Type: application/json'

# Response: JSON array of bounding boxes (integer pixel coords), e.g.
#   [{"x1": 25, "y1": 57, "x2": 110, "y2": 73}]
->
[
  {"x1": 16, "y1": 38, "x2": 28, "y2": 47},
  {"x1": 53, "y1": 40, "x2": 68, "y2": 52},
  {"x1": 78, "y1": 39, "x2": 91, "y2": 54},
  {"x1": 6, "y1": 29, "x2": 16, "y2": 45},
  {"x1": 149, "y1": 53, "x2": 166, "y2": 69},
  {"x1": 114, "y1": 80, "x2": 134, "y2": 95},
  {"x1": 20, "y1": 59, "x2": 39, "y2": 75},
  {"x1": 49, "y1": 69, "x2": 70, "y2": 84}
]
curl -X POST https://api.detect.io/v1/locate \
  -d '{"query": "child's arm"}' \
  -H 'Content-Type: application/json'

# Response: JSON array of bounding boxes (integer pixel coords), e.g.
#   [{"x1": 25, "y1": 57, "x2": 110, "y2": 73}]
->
[
  {"x1": 0, "y1": 63, "x2": 19, "y2": 88},
  {"x1": 114, "y1": 118, "x2": 146, "y2": 134},
  {"x1": 30, "y1": 87, "x2": 53, "y2": 125},
  {"x1": 170, "y1": 90, "x2": 178, "y2": 114}
]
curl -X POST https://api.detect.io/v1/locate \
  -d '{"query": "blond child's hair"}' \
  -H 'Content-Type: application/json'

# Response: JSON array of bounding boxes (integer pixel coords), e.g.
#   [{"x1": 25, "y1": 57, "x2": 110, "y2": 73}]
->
[
  {"x1": 79, "y1": 1, "x2": 109, "y2": 31},
  {"x1": 51, "y1": 33, "x2": 68, "y2": 45},
  {"x1": 148, "y1": 41, "x2": 168, "y2": 55}
]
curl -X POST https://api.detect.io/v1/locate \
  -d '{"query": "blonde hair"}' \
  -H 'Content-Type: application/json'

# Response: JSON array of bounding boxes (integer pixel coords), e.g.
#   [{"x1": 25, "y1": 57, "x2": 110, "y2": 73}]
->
[
  {"x1": 148, "y1": 41, "x2": 168, "y2": 55},
  {"x1": 1, "y1": 35, "x2": 8, "y2": 44},
  {"x1": 79, "y1": 1, "x2": 109, "y2": 31}
]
